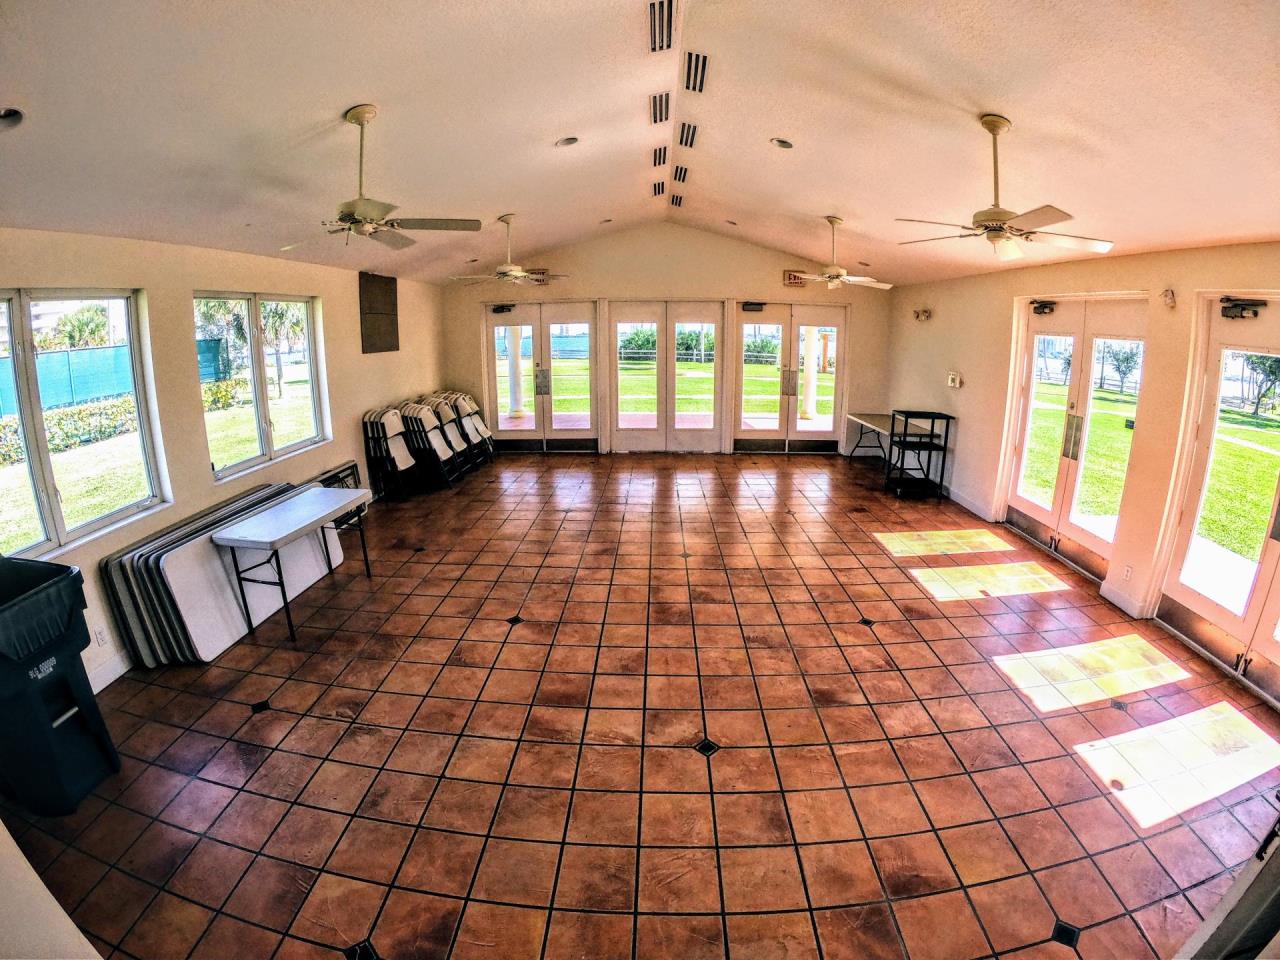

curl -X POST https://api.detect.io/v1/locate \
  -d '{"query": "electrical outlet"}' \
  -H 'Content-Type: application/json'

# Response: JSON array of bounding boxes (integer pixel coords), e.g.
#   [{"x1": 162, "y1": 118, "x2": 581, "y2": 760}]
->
[
  {"x1": 1122, "y1": 565, "x2": 1133, "y2": 582},
  {"x1": 93, "y1": 626, "x2": 108, "y2": 647},
  {"x1": 947, "y1": 371, "x2": 963, "y2": 389}
]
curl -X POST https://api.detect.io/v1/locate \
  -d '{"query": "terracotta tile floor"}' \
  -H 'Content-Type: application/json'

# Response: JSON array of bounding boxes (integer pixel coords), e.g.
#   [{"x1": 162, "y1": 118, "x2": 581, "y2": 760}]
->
[{"x1": 7, "y1": 453, "x2": 1280, "y2": 960}]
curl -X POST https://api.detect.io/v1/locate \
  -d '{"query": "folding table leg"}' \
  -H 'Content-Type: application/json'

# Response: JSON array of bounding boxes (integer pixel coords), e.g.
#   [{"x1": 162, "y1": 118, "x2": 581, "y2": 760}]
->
[
  {"x1": 229, "y1": 548, "x2": 255, "y2": 636},
  {"x1": 271, "y1": 549, "x2": 297, "y2": 642},
  {"x1": 357, "y1": 516, "x2": 372, "y2": 578}
]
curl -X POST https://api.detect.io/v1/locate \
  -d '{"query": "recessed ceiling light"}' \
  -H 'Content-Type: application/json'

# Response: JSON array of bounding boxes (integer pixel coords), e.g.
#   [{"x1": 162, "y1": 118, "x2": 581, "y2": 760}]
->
[
  {"x1": 770, "y1": 137, "x2": 793, "y2": 149},
  {"x1": 600, "y1": 218, "x2": 613, "y2": 224},
  {"x1": 726, "y1": 220, "x2": 738, "y2": 226},
  {"x1": 555, "y1": 136, "x2": 579, "y2": 147},
  {"x1": 0, "y1": 108, "x2": 24, "y2": 130}
]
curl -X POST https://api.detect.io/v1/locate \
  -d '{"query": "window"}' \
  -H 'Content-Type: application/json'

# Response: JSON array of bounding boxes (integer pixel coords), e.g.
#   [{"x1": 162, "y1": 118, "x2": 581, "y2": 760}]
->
[
  {"x1": 194, "y1": 294, "x2": 322, "y2": 476},
  {"x1": 0, "y1": 290, "x2": 160, "y2": 556}
]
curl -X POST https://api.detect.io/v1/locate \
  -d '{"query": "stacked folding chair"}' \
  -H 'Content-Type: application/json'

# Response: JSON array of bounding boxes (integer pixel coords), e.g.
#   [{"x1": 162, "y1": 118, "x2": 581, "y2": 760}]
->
[
  {"x1": 398, "y1": 400, "x2": 465, "y2": 488},
  {"x1": 421, "y1": 395, "x2": 482, "y2": 470},
  {"x1": 362, "y1": 407, "x2": 418, "y2": 499}
]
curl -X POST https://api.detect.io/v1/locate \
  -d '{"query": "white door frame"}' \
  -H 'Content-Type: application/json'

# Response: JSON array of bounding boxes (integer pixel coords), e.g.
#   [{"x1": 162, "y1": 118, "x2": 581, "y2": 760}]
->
[{"x1": 1162, "y1": 294, "x2": 1280, "y2": 642}]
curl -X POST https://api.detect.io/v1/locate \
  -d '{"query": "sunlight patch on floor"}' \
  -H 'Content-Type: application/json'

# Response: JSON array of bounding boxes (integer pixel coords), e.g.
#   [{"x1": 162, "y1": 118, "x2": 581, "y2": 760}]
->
[
  {"x1": 875, "y1": 529, "x2": 1014, "y2": 558},
  {"x1": 1075, "y1": 701, "x2": 1280, "y2": 828},
  {"x1": 910, "y1": 560, "x2": 1068, "y2": 601},
  {"x1": 994, "y1": 634, "x2": 1191, "y2": 712}
]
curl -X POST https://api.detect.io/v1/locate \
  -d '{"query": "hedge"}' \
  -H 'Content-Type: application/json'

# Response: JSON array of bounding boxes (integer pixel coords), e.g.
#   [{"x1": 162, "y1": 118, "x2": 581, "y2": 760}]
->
[{"x1": 0, "y1": 395, "x2": 140, "y2": 466}]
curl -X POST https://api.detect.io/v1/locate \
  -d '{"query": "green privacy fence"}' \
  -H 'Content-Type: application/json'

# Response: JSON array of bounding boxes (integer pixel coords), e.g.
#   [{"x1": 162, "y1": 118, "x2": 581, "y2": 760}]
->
[{"x1": 0, "y1": 339, "x2": 229, "y2": 415}]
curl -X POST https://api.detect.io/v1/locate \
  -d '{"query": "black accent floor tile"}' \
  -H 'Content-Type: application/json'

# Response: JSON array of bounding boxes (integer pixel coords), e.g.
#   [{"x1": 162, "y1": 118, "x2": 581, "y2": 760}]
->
[
  {"x1": 1050, "y1": 920, "x2": 1080, "y2": 948},
  {"x1": 693, "y1": 738, "x2": 720, "y2": 757}
]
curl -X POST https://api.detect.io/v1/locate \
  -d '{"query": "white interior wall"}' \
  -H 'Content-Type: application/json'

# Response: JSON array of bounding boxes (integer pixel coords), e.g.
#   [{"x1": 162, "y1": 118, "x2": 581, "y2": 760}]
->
[
  {"x1": 441, "y1": 221, "x2": 893, "y2": 435},
  {"x1": 883, "y1": 240, "x2": 1280, "y2": 618},
  {"x1": 0, "y1": 227, "x2": 445, "y2": 690}
]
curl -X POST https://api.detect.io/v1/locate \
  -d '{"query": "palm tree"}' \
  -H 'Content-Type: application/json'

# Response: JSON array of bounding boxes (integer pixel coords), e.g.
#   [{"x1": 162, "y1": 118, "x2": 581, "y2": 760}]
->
[{"x1": 195, "y1": 299, "x2": 306, "y2": 398}]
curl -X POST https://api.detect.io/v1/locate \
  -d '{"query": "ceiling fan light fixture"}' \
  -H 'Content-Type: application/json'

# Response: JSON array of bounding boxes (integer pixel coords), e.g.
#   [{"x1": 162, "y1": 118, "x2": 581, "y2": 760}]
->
[
  {"x1": 555, "y1": 136, "x2": 579, "y2": 147},
  {"x1": 770, "y1": 137, "x2": 793, "y2": 149}
]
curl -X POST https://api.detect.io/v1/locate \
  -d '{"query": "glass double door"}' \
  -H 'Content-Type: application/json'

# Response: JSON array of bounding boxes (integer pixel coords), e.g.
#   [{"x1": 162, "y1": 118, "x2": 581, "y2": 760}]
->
[
  {"x1": 1165, "y1": 303, "x2": 1280, "y2": 663},
  {"x1": 1008, "y1": 299, "x2": 1147, "y2": 564},
  {"x1": 735, "y1": 303, "x2": 844, "y2": 448},
  {"x1": 486, "y1": 302, "x2": 595, "y2": 443},
  {"x1": 611, "y1": 301, "x2": 722, "y2": 452}
]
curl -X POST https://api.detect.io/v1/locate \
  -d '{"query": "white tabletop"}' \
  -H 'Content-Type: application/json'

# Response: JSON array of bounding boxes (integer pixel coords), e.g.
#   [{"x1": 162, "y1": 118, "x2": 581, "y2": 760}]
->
[{"x1": 212, "y1": 487, "x2": 372, "y2": 551}]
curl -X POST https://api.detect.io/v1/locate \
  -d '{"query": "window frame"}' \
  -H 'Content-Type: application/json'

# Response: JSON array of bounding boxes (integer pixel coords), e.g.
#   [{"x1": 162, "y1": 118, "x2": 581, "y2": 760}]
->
[
  {"x1": 194, "y1": 291, "x2": 324, "y2": 480},
  {"x1": 3, "y1": 287, "x2": 163, "y2": 556}
]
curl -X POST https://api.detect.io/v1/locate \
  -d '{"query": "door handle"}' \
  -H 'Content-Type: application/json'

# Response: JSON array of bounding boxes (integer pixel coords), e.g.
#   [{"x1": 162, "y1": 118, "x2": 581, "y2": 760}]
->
[
  {"x1": 1061, "y1": 414, "x2": 1084, "y2": 461},
  {"x1": 534, "y1": 368, "x2": 551, "y2": 396}
]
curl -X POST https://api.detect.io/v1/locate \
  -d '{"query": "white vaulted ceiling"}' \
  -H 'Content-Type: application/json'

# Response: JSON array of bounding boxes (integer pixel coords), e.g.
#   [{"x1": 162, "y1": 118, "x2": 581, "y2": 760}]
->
[{"x1": 2, "y1": 0, "x2": 1278, "y2": 285}]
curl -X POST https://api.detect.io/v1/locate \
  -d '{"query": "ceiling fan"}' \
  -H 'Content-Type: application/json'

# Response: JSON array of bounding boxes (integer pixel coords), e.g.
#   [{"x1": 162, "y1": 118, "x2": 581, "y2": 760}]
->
[
  {"x1": 450, "y1": 214, "x2": 569, "y2": 285},
  {"x1": 793, "y1": 216, "x2": 893, "y2": 289},
  {"x1": 281, "y1": 104, "x2": 481, "y2": 252},
  {"x1": 896, "y1": 114, "x2": 1113, "y2": 262}
]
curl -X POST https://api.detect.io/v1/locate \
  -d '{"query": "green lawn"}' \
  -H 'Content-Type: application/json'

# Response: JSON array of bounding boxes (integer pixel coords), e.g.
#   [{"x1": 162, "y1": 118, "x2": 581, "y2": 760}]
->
[
  {"x1": 495, "y1": 357, "x2": 835, "y2": 419},
  {"x1": 1, "y1": 377, "x2": 317, "y2": 555},
  {"x1": 1020, "y1": 380, "x2": 1280, "y2": 560}
]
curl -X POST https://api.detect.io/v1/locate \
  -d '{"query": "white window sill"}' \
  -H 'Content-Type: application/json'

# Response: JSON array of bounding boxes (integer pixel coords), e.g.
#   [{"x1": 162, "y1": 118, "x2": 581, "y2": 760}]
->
[
  {"x1": 33, "y1": 497, "x2": 173, "y2": 562},
  {"x1": 213, "y1": 436, "x2": 331, "y2": 485}
]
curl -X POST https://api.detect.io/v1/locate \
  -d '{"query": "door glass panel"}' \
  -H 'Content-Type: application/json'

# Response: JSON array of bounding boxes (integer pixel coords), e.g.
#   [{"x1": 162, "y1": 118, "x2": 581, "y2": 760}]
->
[
  {"x1": 741, "y1": 322, "x2": 783, "y2": 431},
  {"x1": 549, "y1": 322, "x2": 590, "y2": 431},
  {"x1": 1016, "y1": 333, "x2": 1074, "y2": 509},
  {"x1": 617, "y1": 322, "x2": 658, "y2": 430},
  {"x1": 1068, "y1": 338, "x2": 1144, "y2": 543},
  {"x1": 795, "y1": 324, "x2": 837, "y2": 433},
  {"x1": 494, "y1": 324, "x2": 535, "y2": 431},
  {"x1": 195, "y1": 297, "x2": 263, "y2": 471},
  {"x1": 29, "y1": 297, "x2": 152, "y2": 532},
  {"x1": 0, "y1": 301, "x2": 48, "y2": 554},
  {"x1": 260, "y1": 300, "x2": 318, "y2": 450},
  {"x1": 1180, "y1": 349, "x2": 1280, "y2": 615},
  {"x1": 674, "y1": 322, "x2": 715, "y2": 430}
]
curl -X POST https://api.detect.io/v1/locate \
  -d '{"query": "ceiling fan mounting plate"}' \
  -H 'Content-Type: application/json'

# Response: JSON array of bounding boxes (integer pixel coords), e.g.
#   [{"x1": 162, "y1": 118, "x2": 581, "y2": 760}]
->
[
  {"x1": 343, "y1": 103, "x2": 378, "y2": 126},
  {"x1": 497, "y1": 213, "x2": 515, "y2": 225},
  {"x1": 979, "y1": 113, "x2": 1011, "y2": 136},
  {"x1": 824, "y1": 215, "x2": 843, "y2": 227}
]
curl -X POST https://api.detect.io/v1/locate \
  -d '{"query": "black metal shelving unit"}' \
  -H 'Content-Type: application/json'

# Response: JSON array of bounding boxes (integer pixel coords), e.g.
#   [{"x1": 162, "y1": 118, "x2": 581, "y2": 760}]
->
[{"x1": 884, "y1": 410, "x2": 954, "y2": 499}]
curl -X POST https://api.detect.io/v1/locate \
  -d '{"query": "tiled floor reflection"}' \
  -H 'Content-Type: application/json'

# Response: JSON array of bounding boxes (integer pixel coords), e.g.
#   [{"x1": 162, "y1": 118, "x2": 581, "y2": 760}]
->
[{"x1": 5, "y1": 453, "x2": 1279, "y2": 960}]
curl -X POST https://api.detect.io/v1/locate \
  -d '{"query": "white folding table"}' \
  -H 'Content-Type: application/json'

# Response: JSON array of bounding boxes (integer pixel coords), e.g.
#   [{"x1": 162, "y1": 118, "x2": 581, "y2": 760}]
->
[{"x1": 212, "y1": 486, "x2": 372, "y2": 642}]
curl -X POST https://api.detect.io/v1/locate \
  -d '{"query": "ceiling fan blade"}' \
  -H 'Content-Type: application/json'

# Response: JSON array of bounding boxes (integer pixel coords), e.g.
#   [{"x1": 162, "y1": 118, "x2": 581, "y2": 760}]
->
[
  {"x1": 843, "y1": 277, "x2": 894, "y2": 290},
  {"x1": 1006, "y1": 204, "x2": 1072, "y2": 232},
  {"x1": 896, "y1": 218, "x2": 975, "y2": 230},
  {"x1": 339, "y1": 197, "x2": 398, "y2": 222},
  {"x1": 792, "y1": 274, "x2": 828, "y2": 282},
  {"x1": 279, "y1": 239, "x2": 312, "y2": 252},
  {"x1": 370, "y1": 228, "x2": 415, "y2": 250},
  {"x1": 450, "y1": 274, "x2": 496, "y2": 281},
  {"x1": 993, "y1": 237, "x2": 1025, "y2": 261},
  {"x1": 1023, "y1": 231, "x2": 1114, "y2": 253},
  {"x1": 388, "y1": 218, "x2": 483, "y2": 232},
  {"x1": 897, "y1": 234, "x2": 980, "y2": 245}
]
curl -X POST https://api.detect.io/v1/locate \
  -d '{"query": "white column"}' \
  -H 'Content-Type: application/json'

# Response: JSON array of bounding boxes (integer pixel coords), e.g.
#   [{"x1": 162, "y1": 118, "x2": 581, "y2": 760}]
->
[
  {"x1": 505, "y1": 326, "x2": 526, "y2": 415},
  {"x1": 801, "y1": 328, "x2": 819, "y2": 420}
]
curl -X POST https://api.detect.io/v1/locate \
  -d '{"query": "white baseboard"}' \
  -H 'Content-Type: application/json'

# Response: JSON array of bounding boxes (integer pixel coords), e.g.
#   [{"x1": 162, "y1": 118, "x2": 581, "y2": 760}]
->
[
  {"x1": 88, "y1": 648, "x2": 132, "y2": 693},
  {"x1": 947, "y1": 486, "x2": 998, "y2": 522}
]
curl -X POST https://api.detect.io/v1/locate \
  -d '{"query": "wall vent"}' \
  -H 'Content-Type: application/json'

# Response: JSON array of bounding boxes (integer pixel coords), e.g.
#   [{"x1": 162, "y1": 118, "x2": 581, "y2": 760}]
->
[
  {"x1": 652, "y1": 145, "x2": 667, "y2": 166},
  {"x1": 650, "y1": 92, "x2": 670, "y2": 124},
  {"x1": 684, "y1": 52, "x2": 708, "y2": 92},
  {"x1": 652, "y1": 181, "x2": 666, "y2": 197},
  {"x1": 670, "y1": 194, "x2": 683, "y2": 207},
  {"x1": 649, "y1": 0, "x2": 674, "y2": 52},
  {"x1": 678, "y1": 122, "x2": 697, "y2": 147},
  {"x1": 673, "y1": 165, "x2": 688, "y2": 183}
]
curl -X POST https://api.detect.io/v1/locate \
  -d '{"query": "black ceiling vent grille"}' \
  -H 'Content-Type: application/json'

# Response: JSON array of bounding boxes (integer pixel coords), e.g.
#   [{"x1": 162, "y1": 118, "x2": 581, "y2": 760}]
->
[
  {"x1": 652, "y1": 181, "x2": 666, "y2": 197},
  {"x1": 653, "y1": 145, "x2": 668, "y2": 167},
  {"x1": 673, "y1": 165, "x2": 688, "y2": 183},
  {"x1": 684, "y1": 52, "x2": 709, "y2": 92},
  {"x1": 650, "y1": 92, "x2": 670, "y2": 124},
  {"x1": 670, "y1": 194, "x2": 683, "y2": 207},
  {"x1": 678, "y1": 122, "x2": 697, "y2": 148},
  {"x1": 649, "y1": 0, "x2": 675, "y2": 52}
]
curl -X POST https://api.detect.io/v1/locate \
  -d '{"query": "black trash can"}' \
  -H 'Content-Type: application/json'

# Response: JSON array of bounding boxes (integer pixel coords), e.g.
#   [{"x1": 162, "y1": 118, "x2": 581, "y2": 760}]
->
[{"x1": 0, "y1": 557, "x2": 120, "y2": 817}]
